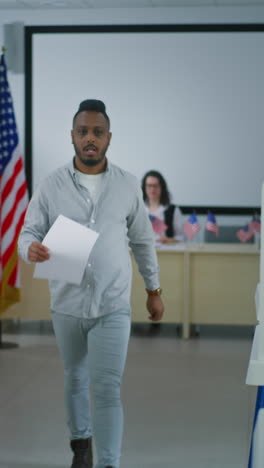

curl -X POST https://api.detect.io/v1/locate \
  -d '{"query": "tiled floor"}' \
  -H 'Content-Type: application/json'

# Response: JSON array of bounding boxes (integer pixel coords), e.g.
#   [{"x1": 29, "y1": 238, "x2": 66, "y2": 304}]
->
[{"x1": 0, "y1": 322, "x2": 257, "y2": 468}]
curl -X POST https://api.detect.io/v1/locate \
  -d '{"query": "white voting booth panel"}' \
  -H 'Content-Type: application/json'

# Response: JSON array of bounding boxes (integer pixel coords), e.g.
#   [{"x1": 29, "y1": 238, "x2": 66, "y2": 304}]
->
[
  {"x1": 246, "y1": 184, "x2": 264, "y2": 468},
  {"x1": 246, "y1": 182, "x2": 264, "y2": 385},
  {"x1": 246, "y1": 323, "x2": 264, "y2": 385},
  {"x1": 246, "y1": 285, "x2": 264, "y2": 385}
]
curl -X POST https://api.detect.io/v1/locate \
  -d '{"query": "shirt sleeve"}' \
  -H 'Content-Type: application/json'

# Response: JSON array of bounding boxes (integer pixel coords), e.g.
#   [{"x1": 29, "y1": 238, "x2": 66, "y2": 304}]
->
[
  {"x1": 126, "y1": 178, "x2": 160, "y2": 290},
  {"x1": 18, "y1": 183, "x2": 50, "y2": 263}
]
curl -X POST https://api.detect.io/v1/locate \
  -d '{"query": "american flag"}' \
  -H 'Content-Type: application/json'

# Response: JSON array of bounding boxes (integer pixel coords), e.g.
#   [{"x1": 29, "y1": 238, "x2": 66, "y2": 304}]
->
[
  {"x1": 236, "y1": 224, "x2": 254, "y2": 243},
  {"x1": 149, "y1": 214, "x2": 168, "y2": 235},
  {"x1": 206, "y1": 211, "x2": 219, "y2": 237},
  {"x1": 249, "y1": 215, "x2": 261, "y2": 234},
  {"x1": 0, "y1": 53, "x2": 28, "y2": 312},
  {"x1": 183, "y1": 213, "x2": 200, "y2": 240}
]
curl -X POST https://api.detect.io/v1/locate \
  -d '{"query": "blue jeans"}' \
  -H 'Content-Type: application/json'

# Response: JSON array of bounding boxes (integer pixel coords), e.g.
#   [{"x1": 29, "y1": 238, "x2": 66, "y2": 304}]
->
[{"x1": 51, "y1": 310, "x2": 131, "y2": 468}]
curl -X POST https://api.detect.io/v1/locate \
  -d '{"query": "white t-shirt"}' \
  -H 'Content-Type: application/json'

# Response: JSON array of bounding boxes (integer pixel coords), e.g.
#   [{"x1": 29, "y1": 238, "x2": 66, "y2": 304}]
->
[{"x1": 76, "y1": 170, "x2": 105, "y2": 203}]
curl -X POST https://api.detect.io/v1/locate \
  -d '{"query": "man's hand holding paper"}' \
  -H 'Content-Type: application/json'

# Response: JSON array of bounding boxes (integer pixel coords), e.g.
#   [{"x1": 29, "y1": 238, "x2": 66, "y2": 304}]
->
[
  {"x1": 33, "y1": 215, "x2": 99, "y2": 285},
  {"x1": 28, "y1": 241, "x2": 50, "y2": 262}
]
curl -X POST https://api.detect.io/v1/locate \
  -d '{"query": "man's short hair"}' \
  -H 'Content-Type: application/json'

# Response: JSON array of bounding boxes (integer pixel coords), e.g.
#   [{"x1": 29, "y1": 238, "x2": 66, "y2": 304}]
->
[{"x1": 73, "y1": 99, "x2": 110, "y2": 128}]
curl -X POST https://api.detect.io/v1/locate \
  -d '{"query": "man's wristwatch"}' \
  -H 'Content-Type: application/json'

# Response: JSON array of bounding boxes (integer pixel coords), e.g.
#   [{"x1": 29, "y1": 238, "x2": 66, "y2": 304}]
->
[{"x1": 146, "y1": 287, "x2": 162, "y2": 296}]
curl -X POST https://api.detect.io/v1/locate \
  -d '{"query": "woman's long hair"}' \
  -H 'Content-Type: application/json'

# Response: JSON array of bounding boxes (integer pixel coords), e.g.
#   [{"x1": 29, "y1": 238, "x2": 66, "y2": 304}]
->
[{"x1": 141, "y1": 170, "x2": 171, "y2": 206}]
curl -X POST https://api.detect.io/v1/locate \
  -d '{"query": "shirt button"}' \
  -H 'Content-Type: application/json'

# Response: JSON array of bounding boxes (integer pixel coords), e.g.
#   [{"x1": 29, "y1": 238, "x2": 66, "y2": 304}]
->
[
  {"x1": 88, "y1": 264, "x2": 91, "y2": 267},
  {"x1": 87, "y1": 199, "x2": 90, "y2": 203},
  {"x1": 91, "y1": 219, "x2": 95, "y2": 224}
]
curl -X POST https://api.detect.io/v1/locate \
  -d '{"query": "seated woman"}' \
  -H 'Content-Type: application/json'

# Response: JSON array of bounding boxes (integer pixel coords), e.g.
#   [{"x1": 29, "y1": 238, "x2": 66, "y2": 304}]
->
[{"x1": 141, "y1": 170, "x2": 184, "y2": 243}]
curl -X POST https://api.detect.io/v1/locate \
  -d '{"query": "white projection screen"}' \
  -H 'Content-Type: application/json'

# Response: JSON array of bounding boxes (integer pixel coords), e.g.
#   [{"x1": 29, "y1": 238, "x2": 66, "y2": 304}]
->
[{"x1": 27, "y1": 25, "x2": 264, "y2": 212}]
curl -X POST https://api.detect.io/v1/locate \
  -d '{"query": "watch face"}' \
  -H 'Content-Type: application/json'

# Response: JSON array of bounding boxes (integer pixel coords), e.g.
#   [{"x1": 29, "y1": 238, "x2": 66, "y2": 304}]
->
[{"x1": 146, "y1": 288, "x2": 162, "y2": 296}]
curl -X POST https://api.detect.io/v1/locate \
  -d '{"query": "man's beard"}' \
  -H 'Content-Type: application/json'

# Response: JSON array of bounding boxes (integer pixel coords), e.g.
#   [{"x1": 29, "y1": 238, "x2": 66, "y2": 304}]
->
[
  {"x1": 78, "y1": 154, "x2": 104, "y2": 167},
  {"x1": 74, "y1": 142, "x2": 110, "y2": 167}
]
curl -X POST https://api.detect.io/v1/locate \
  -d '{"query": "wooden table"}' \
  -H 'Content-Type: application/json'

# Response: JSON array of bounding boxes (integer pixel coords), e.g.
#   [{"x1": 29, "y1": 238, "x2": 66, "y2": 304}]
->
[
  {"x1": 1, "y1": 243, "x2": 259, "y2": 339},
  {"x1": 131, "y1": 243, "x2": 259, "y2": 338}
]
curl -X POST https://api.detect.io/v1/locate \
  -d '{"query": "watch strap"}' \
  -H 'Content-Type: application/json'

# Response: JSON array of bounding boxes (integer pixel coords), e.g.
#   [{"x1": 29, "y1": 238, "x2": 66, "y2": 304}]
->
[{"x1": 146, "y1": 288, "x2": 162, "y2": 296}]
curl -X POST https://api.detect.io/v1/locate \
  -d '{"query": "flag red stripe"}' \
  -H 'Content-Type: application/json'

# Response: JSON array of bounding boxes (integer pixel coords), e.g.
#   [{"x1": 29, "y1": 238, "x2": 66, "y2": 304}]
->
[
  {"x1": 2, "y1": 209, "x2": 27, "y2": 269},
  {"x1": 8, "y1": 258, "x2": 18, "y2": 287},
  {"x1": 1, "y1": 157, "x2": 23, "y2": 202},
  {"x1": 1, "y1": 181, "x2": 27, "y2": 237}
]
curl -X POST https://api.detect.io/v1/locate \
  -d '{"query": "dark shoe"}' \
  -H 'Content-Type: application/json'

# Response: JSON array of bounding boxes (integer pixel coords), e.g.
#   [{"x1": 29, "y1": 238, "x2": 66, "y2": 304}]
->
[{"x1": 70, "y1": 438, "x2": 93, "y2": 468}]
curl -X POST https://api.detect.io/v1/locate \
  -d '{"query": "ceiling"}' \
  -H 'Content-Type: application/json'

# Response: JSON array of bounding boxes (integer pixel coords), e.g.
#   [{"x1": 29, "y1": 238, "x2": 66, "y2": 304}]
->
[{"x1": 0, "y1": 0, "x2": 263, "y2": 9}]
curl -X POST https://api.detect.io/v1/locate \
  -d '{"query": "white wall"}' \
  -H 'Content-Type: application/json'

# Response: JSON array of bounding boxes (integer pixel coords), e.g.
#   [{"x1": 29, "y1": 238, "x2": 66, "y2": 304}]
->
[
  {"x1": 1, "y1": 5, "x2": 264, "y2": 145},
  {"x1": 1, "y1": 5, "x2": 264, "y2": 215}
]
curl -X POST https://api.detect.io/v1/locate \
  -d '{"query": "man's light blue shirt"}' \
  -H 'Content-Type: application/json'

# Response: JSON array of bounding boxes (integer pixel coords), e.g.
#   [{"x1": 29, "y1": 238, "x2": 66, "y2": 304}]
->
[{"x1": 18, "y1": 160, "x2": 160, "y2": 319}]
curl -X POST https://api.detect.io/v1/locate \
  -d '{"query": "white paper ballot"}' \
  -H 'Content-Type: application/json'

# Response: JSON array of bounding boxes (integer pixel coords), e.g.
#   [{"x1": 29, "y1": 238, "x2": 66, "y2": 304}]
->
[{"x1": 34, "y1": 215, "x2": 99, "y2": 285}]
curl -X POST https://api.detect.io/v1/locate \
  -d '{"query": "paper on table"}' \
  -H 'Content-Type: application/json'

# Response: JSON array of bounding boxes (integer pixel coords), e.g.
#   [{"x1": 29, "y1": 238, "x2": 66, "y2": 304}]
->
[{"x1": 34, "y1": 215, "x2": 99, "y2": 285}]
